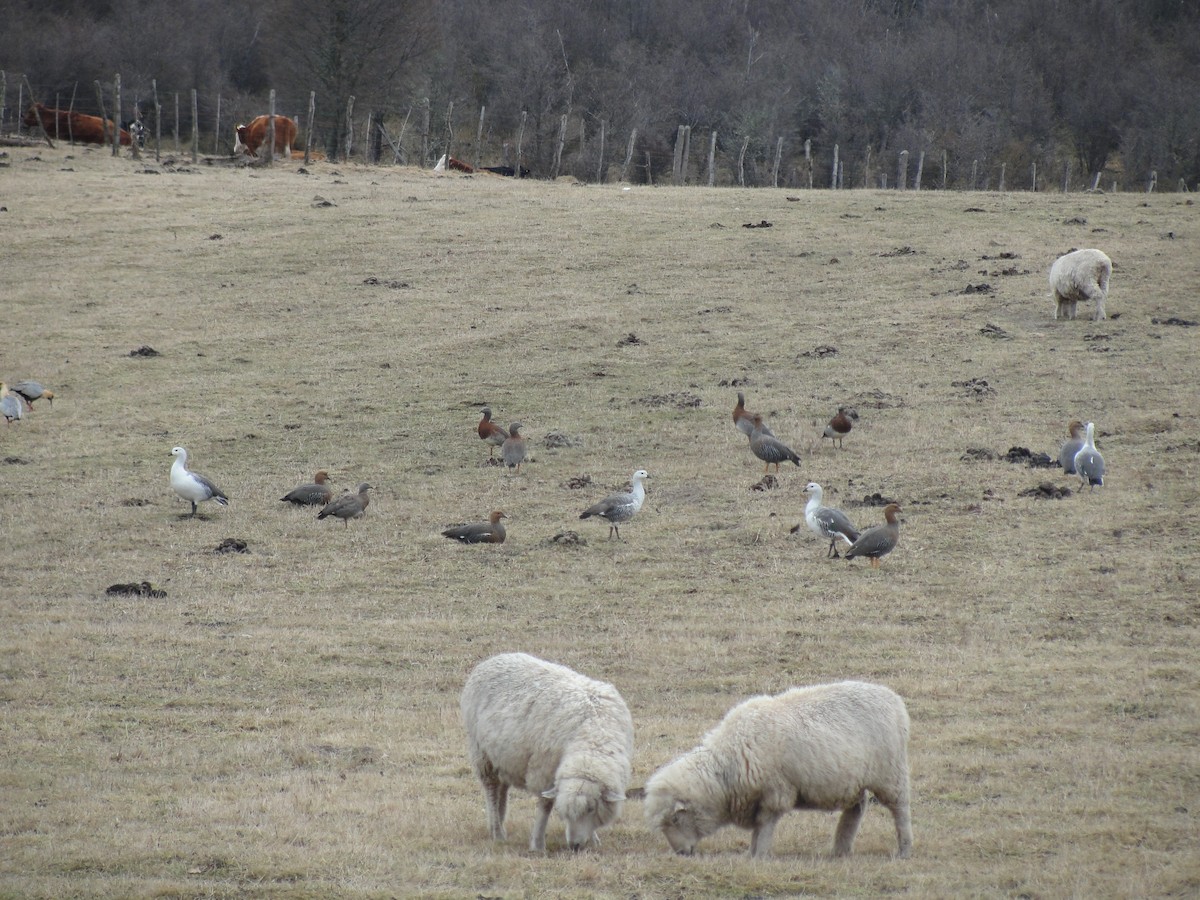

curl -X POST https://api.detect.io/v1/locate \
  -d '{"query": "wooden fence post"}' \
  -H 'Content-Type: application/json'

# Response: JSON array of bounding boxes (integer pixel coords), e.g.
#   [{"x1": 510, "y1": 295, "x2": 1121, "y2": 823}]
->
[
  {"x1": 737, "y1": 135, "x2": 749, "y2": 187},
  {"x1": 514, "y1": 110, "x2": 527, "y2": 177},
  {"x1": 190, "y1": 89, "x2": 198, "y2": 162},
  {"x1": 214, "y1": 93, "x2": 221, "y2": 155},
  {"x1": 772, "y1": 136, "x2": 783, "y2": 188},
  {"x1": 1031, "y1": 161, "x2": 1037, "y2": 191},
  {"x1": 971, "y1": 158, "x2": 978, "y2": 190},
  {"x1": 831, "y1": 143, "x2": 839, "y2": 189},
  {"x1": 999, "y1": 162, "x2": 1006, "y2": 191},
  {"x1": 707, "y1": 130, "x2": 717, "y2": 186},
  {"x1": 804, "y1": 138, "x2": 812, "y2": 188},
  {"x1": 681, "y1": 125, "x2": 691, "y2": 184},
  {"x1": 343, "y1": 94, "x2": 355, "y2": 160},
  {"x1": 1062, "y1": 160, "x2": 1071, "y2": 192},
  {"x1": 174, "y1": 93, "x2": 180, "y2": 153},
  {"x1": 444, "y1": 100, "x2": 454, "y2": 162},
  {"x1": 596, "y1": 119, "x2": 606, "y2": 183},
  {"x1": 621, "y1": 127, "x2": 636, "y2": 182},
  {"x1": 0, "y1": 71, "x2": 6, "y2": 137},
  {"x1": 941, "y1": 150, "x2": 948, "y2": 189},
  {"x1": 645, "y1": 150, "x2": 653, "y2": 185},
  {"x1": 914, "y1": 150, "x2": 924, "y2": 190},
  {"x1": 1147, "y1": 170, "x2": 1157, "y2": 192},
  {"x1": 474, "y1": 105, "x2": 485, "y2": 170},
  {"x1": 553, "y1": 113, "x2": 568, "y2": 178},
  {"x1": 112, "y1": 73, "x2": 121, "y2": 156},
  {"x1": 863, "y1": 146, "x2": 872, "y2": 188},
  {"x1": 152, "y1": 79, "x2": 161, "y2": 161},
  {"x1": 672, "y1": 125, "x2": 685, "y2": 184},
  {"x1": 266, "y1": 90, "x2": 276, "y2": 163},
  {"x1": 420, "y1": 98, "x2": 430, "y2": 166},
  {"x1": 898, "y1": 149, "x2": 908, "y2": 190},
  {"x1": 304, "y1": 91, "x2": 315, "y2": 164}
]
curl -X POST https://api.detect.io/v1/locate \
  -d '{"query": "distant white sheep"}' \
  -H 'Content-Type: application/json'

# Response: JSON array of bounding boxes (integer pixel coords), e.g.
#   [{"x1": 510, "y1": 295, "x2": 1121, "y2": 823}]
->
[
  {"x1": 460, "y1": 652, "x2": 634, "y2": 851},
  {"x1": 1050, "y1": 248, "x2": 1112, "y2": 321},
  {"x1": 644, "y1": 681, "x2": 912, "y2": 859}
]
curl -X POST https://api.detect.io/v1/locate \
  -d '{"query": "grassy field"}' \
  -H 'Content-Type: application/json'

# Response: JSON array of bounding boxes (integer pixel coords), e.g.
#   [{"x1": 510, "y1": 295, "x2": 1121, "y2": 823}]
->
[{"x1": 1, "y1": 143, "x2": 1198, "y2": 899}]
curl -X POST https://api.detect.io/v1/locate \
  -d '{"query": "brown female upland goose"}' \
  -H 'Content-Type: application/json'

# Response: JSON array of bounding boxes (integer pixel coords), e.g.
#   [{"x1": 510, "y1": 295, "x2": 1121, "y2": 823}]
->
[
  {"x1": 1058, "y1": 420, "x2": 1085, "y2": 474},
  {"x1": 280, "y1": 471, "x2": 333, "y2": 506},
  {"x1": 733, "y1": 392, "x2": 773, "y2": 436},
  {"x1": 443, "y1": 510, "x2": 508, "y2": 544},
  {"x1": 845, "y1": 503, "x2": 901, "y2": 568}
]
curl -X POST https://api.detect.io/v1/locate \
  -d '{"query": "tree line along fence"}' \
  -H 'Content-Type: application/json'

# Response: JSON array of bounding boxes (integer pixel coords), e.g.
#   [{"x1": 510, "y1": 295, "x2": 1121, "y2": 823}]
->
[{"x1": 1, "y1": 71, "x2": 1184, "y2": 193}]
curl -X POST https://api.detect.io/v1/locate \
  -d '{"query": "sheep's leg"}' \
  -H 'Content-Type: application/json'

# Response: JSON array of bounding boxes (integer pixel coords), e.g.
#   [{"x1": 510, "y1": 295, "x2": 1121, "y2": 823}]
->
[
  {"x1": 833, "y1": 793, "x2": 868, "y2": 856},
  {"x1": 872, "y1": 785, "x2": 913, "y2": 858},
  {"x1": 749, "y1": 816, "x2": 779, "y2": 857},
  {"x1": 482, "y1": 776, "x2": 508, "y2": 841},
  {"x1": 529, "y1": 795, "x2": 554, "y2": 851}
]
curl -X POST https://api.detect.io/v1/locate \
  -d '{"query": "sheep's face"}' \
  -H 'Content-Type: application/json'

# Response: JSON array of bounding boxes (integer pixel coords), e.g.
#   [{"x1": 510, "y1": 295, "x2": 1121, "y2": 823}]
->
[
  {"x1": 646, "y1": 790, "x2": 719, "y2": 855},
  {"x1": 546, "y1": 778, "x2": 623, "y2": 851}
]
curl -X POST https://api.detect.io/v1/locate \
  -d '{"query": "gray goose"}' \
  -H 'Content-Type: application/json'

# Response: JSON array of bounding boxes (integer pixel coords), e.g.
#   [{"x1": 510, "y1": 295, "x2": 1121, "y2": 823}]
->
[
  {"x1": 318, "y1": 483, "x2": 371, "y2": 527},
  {"x1": 501, "y1": 422, "x2": 527, "y2": 473},
  {"x1": 1058, "y1": 420, "x2": 1085, "y2": 474},
  {"x1": 443, "y1": 510, "x2": 508, "y2": 544},
  {"x1": 12, "y1": 380, "x2": 55, "y2": 409},
  {"x1": 580, "y1": 469, "x2": 649, "y2": 539},
  {"x1": 280, "y1": 471, "x2": 334, "y2": 506},
  {"x1": 749, "y1": 415, "x2": 800, "y2": 473},
  {"x1": 845, "y1": 503, "x2": 901, "y2": 569}
]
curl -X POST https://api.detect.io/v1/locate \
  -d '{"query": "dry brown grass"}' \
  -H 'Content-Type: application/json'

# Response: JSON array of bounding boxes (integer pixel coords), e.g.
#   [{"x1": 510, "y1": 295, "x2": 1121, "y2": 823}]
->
[{"x1": 1, "y1": 144, "x2": 1198, "y2": 899}]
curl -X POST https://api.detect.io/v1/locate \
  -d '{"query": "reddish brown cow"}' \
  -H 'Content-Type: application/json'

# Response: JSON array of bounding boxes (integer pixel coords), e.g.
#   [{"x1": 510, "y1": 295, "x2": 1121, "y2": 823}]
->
[
  {"x1": 23, "y1": 103, "x2": 132, "y2": 145},
  {"x1": 233, "y1": 115, "x2": 298, "y2": 158}
]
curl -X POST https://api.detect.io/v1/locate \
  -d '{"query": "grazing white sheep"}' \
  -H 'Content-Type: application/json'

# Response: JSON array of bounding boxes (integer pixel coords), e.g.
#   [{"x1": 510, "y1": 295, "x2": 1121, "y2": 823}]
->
[
  {"x1": 644, "y1": 681, "x2": 912, "y2": 859},
  {"x1": 1050, "y1": 248, "x2": 1112, "y2": 321},
  {"x1": 460, "y1": 652, "x2": 634, "y2": 851}
]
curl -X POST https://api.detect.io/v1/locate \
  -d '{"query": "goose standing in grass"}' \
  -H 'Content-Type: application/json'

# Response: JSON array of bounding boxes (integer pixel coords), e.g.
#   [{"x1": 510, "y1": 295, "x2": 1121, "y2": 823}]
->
[
  {"x1": 318, "y1": 483, "x2": 372, "y2": 527},
  {"x1": 443, "y1": 510, "x2": 508, "y2": 544},
  {"x1": 1073, "y1": 422, "x2": 1105, "y2": 489},
  {"x1": 1058, "y1": 420, "x2": 1086, "y2": 474},
  {"x1": 12, "y1": 380, "x2": 54, "y2": 409},
  {"x1": 280, "y1": 471, "x2": 334, "y2": 506},
  {"x1": 822, "y1": 407, "x2": 853, "y2": 449},
  {"x1": 1, "y1": 384, "x2": 23, "y2": 424},
  {"x1": 170, "y1": 447, "x2": 229, "y2": 517},
  {"x1": 501, "y1": 422, "x2": 527, "y2": 473},
  {"x1": 733, "y1": 392, "x2": 773, "y2": 437},
  {"x1": 845, "y1": 503, "x2": 901, "y2": 569},
  {"x1": 580, "y1": 469, "x2": 649, "y2": 539},
  {"x1": 477, "y1": 408, "x2": 509, "y2": 459},
  {"x1": 793, "y1": 482, "x2": 860, "y2": 558},
  {"x1": 749, "y1": 415, "x2": 801, "y2": 474}
]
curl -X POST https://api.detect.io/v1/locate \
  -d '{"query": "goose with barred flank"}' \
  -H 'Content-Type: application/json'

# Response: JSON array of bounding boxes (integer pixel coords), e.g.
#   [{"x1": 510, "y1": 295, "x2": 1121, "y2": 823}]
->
[
  {"x1": 280, "y1": 471, "x2": 334, "y2": 506},
  {"x1": 443, "y1": 510, "x2": 508, "y2": 544},
  {"x1": 580, "y1": 469, "x2": 649, "y2": 540},
  {"x1": 845, "y1": 503, "x2": 901, "y2": 569},
  {"x1": 318, "y1": 483, "x2": 372, "y2": 527},
  {"x1": 750, "y1": 415, "x2": 800, "y2": 474}
]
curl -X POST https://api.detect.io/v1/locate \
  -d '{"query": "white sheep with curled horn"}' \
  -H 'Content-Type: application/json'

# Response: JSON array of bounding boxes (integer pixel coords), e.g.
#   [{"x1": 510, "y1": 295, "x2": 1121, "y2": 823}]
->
[
  {"x1": 460, "y1": 652, "x2": 634, "y2": 852},
  {"x1": 644, "y1": 680, "x2": 912, "y2": 859},
  {"x1": 1050, "y1": 248, "x2": 1112, "y2": 321}
]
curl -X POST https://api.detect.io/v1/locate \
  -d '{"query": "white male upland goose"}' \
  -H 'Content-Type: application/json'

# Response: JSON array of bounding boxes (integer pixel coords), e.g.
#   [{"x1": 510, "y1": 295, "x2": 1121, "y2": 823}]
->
[
  {"x1": 580, "y1": 469, "x2": 650, "y2": 539},
  {"x1": 170, "y1": 447, "x2": 229, "y2": 516},
  {"x1": 1073, "y1": 422, "x2": 1105, "y2": 489},
  {"x1": 793, "y1": 482, "x2": 860, "y2": 558}
]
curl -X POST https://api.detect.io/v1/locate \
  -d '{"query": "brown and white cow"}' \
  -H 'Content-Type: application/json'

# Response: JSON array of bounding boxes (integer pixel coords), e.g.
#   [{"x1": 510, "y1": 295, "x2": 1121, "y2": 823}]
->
[
  {"x1": 233, "y1": 115, "x2": 298, "y2": 158},
  {"x1": 23, "y1": 103, "x2": 133, "y2": 146}
]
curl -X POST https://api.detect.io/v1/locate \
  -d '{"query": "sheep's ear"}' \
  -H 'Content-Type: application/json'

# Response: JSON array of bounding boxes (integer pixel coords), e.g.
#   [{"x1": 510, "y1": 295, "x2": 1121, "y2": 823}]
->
[
  {"x1": 602, "y1": 789, "x2": 624, "y2": 803},
  {"x1": 673, "y1": 800, "x2": 688, "y2": 814},
  {"x1": 541, "y1": 787, "x2": 558, "y2": 799}
]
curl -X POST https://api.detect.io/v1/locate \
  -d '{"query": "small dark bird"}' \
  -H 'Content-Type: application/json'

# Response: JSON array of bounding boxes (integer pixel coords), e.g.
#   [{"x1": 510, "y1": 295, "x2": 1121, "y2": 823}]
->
[
  {"x1": 280, "y1": 471, "x2": 334, "y2": 506},
  {"x1": 501, "y1": 422, "x2": 527, "y2": 473},
  {"x1": 733, "y1": 391, "x2": 773, "y2": 437},
  {"x1": 317, "y1": 482, "x2": 371, "y2": 527},
  {"x1": 477, "y1": 407, "x2": 509, "y2": 458},
  {"x1": 749, "y1": 415, "x2": 800, "y2": 473},
  {"x1": 580, "y1": 469, "x2": 649, "y2": 540},
  {"x1": 443, "y1": 510, "x2": 508, "y2": 544},
  {"x1": 822, "y1": 407, "x2": 853, "y2": 449},
  {"x1": 1058, "y1": 420, "x2": 1085, "y2": 474},
  {"x1": 12, "y1": 380, "x2": 55, "y2": 409},
  {"x1": 845, "y1": 503, "x2": 901, "y2": 569}
]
